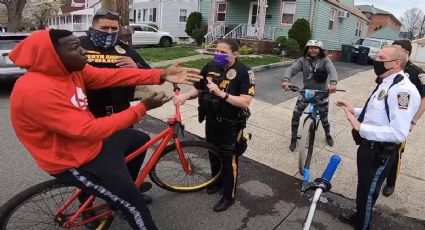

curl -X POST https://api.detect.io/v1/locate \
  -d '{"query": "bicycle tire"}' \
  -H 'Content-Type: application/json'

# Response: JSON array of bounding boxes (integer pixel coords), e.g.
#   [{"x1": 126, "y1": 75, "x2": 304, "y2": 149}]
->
[
  {"x1": 0, "y1": 179, "x2": 118, "y2": 230},
  {"x1": 298, "y1": 118, "x2": 315, "y2": 176},
  {"x1": 149, "y1": 140, "x2": 222, "y2": 193}
]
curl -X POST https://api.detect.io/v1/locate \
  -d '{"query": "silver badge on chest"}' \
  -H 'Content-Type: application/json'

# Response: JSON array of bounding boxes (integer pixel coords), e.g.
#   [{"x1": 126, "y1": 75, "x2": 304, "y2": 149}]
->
[
  {"x1": 114, "y1": 45, "x2": 126, "y2": 54},
  {"x1": 226, "y1": 69, "x2": 237, "y2": 80}
]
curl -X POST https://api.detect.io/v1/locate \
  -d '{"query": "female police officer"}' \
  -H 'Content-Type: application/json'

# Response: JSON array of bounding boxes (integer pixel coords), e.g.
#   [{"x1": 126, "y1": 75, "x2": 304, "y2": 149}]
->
[{"x1": 174, "y1": 38, "x2": 255, "y2": 212}]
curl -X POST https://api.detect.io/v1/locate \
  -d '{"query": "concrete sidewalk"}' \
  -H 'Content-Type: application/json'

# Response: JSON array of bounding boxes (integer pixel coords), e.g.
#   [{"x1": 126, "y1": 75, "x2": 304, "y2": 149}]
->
[{"x1": 146, "y1": 68, "x2": 425, "y2": 222}]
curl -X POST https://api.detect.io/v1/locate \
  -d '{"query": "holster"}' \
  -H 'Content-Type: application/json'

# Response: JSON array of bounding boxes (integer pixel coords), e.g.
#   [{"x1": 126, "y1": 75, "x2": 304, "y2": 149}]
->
[
  {"x1": 198, "y1": 106, "x2": 206, "y2": 123},
  {"x1": 374, "y1": 143, "x2": 398, "y2": 166}
]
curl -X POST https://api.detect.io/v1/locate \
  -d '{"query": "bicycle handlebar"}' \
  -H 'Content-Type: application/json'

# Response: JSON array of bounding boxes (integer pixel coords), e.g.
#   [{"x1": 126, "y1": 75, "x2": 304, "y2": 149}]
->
[
  {"x1": 288, "y1": 85, "x2": 346, "y2": 94},
  {"x1": 321, "y1": 155, "x2": 341, "y2": 182}
]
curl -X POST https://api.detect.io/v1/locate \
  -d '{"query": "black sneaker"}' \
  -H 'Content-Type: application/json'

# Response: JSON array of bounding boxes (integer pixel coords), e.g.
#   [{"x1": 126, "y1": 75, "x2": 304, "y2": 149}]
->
[
  {"x1": 139, "y1": 182, "x2": 152, "y2": 193},
  {"x1": 326, "y1": 135, "x2": 334, "y2": 147},
  {"x1": 382, "y1": 184, "x2": 395, "y2": 197},
  {"x1": 289, "y1": 138, "x2": 297, "y2": 152}
]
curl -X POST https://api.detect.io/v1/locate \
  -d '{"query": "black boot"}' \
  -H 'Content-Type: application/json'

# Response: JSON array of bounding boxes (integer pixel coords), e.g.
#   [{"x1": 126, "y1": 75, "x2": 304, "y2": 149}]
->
[
  {"x1": 326, "y1": 135, "x2": 334, "y2": 147},
  {"x1": 289, "y1": 137, "x2": 297, "y2": 152},
  {"x1": 206, "y1": 184, "x2": 221, "y2": 194},
  {"x1": 339, "y1": 211, "x2": 357, "y2": 226},
  {"x1": 382, "y1": 184, "x2": 395, "y2": 197},
  {"x1": 213, "y1": 197, "x2": 235, "y2": 212}
]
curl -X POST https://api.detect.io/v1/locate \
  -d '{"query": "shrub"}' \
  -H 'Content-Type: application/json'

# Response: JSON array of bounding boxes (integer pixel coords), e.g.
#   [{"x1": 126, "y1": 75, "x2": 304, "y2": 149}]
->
[
  {"x1": 239, "y1": 45, "x2": 253, "y2": 55},
  {"x1": 185, "y1": 12, "x2": 203, "y2": 37},
  {"x1": 191, "y1": 26, "x2": 207, "y2": 46},
  {"x1": 286, "y1": 38, "x2": 300, "y2": 58},
  {"x1": 274, "y1": 36, "x2": 299, "y2": 57},
  {"x1": 288, "y1": 18, "x2": 311, "y2": 49}
]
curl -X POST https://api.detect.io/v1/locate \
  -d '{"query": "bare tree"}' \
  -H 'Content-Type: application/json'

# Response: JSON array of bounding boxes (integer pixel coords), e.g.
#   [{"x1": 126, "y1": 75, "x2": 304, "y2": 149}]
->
[
  {"x1": 418, "y1": 15, "x2": 425, "y2": 39},
  {"x1": 32, "y1": 0, "x2": 62, "y2": 29},
  {"x1": 0, "y1": 0, "x2": 27, "y2": 32},
  {"x1": 400, "y1": 8, "x2": 424, "y2": 39}
]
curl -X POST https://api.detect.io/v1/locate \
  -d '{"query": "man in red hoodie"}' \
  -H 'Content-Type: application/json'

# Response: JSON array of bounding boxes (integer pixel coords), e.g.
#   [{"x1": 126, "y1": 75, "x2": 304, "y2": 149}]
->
[{"x1": 9, "y1": 29, "x2": 201, "y2": 230}]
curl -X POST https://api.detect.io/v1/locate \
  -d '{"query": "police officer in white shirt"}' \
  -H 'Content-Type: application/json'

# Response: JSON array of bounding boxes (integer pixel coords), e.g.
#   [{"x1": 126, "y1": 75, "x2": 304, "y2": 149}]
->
[{"x1": 336, "y1": 45, "x2": 420, "y2": 230}]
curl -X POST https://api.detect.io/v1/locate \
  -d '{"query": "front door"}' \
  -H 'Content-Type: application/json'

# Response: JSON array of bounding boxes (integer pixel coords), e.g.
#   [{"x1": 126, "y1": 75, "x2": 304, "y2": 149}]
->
[{"x1": 247, "y1": 1, "x2": 258, "y2": 38}]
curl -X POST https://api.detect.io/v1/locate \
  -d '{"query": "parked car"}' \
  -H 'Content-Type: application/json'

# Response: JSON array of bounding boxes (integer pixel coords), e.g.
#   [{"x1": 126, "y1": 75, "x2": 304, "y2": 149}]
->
[
  {"x1": 0, "y1": 33, "x2": 29, "y2": 79},
  {"x1": 130, "y1": 24, "x2": 176, "y2": 47},
  {"x1": 352, "y1": 37, "x2": 394, "y2": 60}
]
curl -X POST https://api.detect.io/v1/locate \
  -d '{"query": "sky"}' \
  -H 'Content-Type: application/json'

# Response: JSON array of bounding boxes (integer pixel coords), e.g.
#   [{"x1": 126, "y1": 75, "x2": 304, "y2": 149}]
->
[{"x1": 354, "y1": 0, "x2": 425, "y2": 19}]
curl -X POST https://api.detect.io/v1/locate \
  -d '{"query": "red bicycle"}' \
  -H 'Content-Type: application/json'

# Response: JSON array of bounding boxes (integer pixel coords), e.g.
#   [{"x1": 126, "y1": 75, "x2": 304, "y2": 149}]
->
[{"x1": 0, "y1": 87, "x2": 222, "y2": 229}]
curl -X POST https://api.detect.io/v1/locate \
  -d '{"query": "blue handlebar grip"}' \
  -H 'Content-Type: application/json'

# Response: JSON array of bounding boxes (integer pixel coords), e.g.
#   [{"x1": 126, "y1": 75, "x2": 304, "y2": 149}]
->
[{"x1": 321, "y1": 155, "x2": 341, "y2": 182}]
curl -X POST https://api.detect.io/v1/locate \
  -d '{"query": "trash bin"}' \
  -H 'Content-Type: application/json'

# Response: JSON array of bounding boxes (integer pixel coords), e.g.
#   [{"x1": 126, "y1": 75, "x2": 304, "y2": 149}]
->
[
  {"x1": 356, "y1": 46, "x2": 370, "y2": 65},
  {"x1": 341, "y1": 44, "x2": 353, "y2": 62}
]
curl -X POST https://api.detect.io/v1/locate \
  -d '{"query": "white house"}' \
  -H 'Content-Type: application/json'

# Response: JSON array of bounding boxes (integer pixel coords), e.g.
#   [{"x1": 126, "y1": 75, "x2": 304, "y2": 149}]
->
[
  {"x1": 411, "y1": 38, "x2": 425, "y2": 64},
  {"x1": 47, "y1": 0, "x2": 101, "y2": 33},
  {"x1": 130, "y1": 0, "x2": 198, "y2": 40}
]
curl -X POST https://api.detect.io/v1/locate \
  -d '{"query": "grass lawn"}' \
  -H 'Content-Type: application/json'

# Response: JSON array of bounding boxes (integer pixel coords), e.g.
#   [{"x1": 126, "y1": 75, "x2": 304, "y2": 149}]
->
[
  {"x1": 137, "y1": 46, "x2": 199, "y2": 63},
  {"x1": 157, "y1": 55, "x2": 287, "y2": 69}
]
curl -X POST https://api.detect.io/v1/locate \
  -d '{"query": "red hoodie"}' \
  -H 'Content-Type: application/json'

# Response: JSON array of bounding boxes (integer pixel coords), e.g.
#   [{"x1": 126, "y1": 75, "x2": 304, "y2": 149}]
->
[{"x1": 9, "y1": 30, "x2": 164, "y2": 174}]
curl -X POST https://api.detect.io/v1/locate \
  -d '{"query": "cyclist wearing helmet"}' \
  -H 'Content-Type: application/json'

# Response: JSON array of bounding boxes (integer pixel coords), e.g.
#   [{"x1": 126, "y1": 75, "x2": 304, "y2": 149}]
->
[{"x1": 282, "y1": 40, "x2": 338, "y2": 151}]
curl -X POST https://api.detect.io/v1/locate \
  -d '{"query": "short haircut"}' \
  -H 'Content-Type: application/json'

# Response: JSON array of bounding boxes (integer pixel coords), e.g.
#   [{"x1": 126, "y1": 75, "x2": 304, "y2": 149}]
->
[
  {"x1": 49, "y1": 29, "x2": 73, "y2": 48},
  {"x1": 383, "y1": 45, "x2": 408, "y2": 68},
  {"x1": 392, "y1": 40, "x2": 412, "y2": 56},
  {"x1": 218, "y1": 38, "x2": 240, "y2": 52},
  {"x1": 92, "y1": 11, "x2": 120, "y2": 26}
]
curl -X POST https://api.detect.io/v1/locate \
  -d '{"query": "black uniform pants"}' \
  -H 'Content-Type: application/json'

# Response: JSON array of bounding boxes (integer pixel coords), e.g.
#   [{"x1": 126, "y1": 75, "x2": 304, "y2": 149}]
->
[
  {"x1": 385, "y1": 141, "x2": 406, "y2": 187},
  {"x1": 53, "y1": 129, "x2": 157, "y2": 230},
  {"x1": 206, "y1": 118, "x2": 243, "y2": 200},
  {"x1": 291, "y1": 95, "x2": 330, "y2": 139},
  {"x1": 355, "y1": 142, "x2": 397, "y2": 230}
]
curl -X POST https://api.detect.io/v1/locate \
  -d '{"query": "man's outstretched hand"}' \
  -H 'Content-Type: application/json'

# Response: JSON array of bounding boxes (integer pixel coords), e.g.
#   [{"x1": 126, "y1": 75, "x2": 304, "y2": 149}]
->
[
  {"x1": 161, "y1": 64, "x2": 202, "y2": 85},
  {"x1": 142, "y1": 91, "x2": 172, "y2": 110}
]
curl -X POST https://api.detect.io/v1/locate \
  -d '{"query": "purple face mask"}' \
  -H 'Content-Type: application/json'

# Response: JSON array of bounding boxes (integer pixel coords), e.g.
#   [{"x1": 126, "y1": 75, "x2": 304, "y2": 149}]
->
[{"x1": 214, "y1": 54, "x2": 230, "y2": 68}]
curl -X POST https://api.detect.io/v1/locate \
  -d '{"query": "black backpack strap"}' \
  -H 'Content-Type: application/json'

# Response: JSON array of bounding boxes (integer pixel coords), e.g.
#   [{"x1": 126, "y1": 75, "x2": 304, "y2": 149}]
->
[{"x1": 384, "y1": 74, "x2": 404, "y2": 121}]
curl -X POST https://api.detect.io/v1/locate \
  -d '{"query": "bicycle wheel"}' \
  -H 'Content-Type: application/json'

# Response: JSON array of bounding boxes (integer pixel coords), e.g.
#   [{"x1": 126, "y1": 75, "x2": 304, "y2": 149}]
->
[
  {"x1": 149, "y1": 140, "x2": 222, "y2": 193},
  {"x1": 298, "y1": 118, "x2": 315, "y2": 176},
  {"x1": 0, "y1": 179, "x2": 122, "y2": 230}
]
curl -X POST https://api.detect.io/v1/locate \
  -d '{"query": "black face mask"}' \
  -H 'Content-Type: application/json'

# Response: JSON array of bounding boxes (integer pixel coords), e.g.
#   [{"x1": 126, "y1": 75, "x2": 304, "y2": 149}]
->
[{"x1": 373, "y1": 60, "x2": 398, "y2": 77}]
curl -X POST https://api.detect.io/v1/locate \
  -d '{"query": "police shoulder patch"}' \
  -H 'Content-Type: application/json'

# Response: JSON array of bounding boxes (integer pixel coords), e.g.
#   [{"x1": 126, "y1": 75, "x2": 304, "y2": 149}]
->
[
  {"x1": 248, "y1": 70, "x2": 255, "y2": 84},
  {"x1": 397, "y1": 92, "x2": 410, "y2": 109},
  {"x1": 419, "y1": 73, "x2": 425, "y2": 85}
]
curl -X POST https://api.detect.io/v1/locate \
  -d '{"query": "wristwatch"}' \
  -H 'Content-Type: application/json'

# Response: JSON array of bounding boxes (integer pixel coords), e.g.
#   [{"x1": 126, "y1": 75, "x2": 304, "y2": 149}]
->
[{"x1": 223, "y1": 93, "x2": 229, "y2": 101}]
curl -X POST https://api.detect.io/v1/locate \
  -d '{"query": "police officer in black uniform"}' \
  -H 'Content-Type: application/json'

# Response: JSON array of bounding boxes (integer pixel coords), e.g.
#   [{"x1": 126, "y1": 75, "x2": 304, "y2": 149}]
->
[
  {"x1": 174, "y1": 38, "x2": 255, "y2": 212},
  {"x1": 79, "y1": 10, "x2": 153, "y2": 204},
  {"x1": 382, "y1": 40, "x2": 425, "y2": 197}
]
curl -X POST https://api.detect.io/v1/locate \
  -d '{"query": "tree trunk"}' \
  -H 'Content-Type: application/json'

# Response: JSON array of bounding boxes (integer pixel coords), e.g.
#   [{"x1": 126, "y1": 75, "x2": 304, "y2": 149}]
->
[
  {"x1": 116, "y1": 0, "x2": 132, "y2": 45},
  {"x1": 6, "y1": 0, "x2": 27, "y2": 32}
]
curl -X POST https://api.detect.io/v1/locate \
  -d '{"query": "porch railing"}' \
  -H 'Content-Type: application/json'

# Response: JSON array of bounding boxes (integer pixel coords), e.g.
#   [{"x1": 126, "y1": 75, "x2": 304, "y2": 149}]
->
[
  {"x1": 224, "y1": 24, "x2": 274, "y2": 40},
  {"x1": 204, "y1": 23, "x2": 225, "y2": 50}
]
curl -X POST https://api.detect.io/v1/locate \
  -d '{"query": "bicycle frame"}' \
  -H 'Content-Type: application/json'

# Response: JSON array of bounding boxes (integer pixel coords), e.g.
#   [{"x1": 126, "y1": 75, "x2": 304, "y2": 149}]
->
[
  {"x1": 301, "y1": 90, "x2": 323, "y2": 183},
  {"x1": 54, "y1": 88, "x2": 192, "y2": 228}
]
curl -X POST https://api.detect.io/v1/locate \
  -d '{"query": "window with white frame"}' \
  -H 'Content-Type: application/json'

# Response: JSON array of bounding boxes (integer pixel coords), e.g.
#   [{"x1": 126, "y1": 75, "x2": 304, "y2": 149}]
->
[
  {"x1": 216, "y1": 3, "x2": 227, "y2": 22},
  {"x1": 179, "y1": 9, "x2": 188, "y2": 22},
  {"x1": 355, "y1": 21, "x2": 363, "y2": 36},
  {"x1": 281, "y1": 1, "x2": 296, "y2": 24},
  {"x1": 328, "y1": 9, "x2": 336, "y2": 30},
  {"x1": 149, "y1": 8, "x2": 157, "y2": 22},
  {"x1": 142, "y1": 9, "x2": 148, "y2": 22}
]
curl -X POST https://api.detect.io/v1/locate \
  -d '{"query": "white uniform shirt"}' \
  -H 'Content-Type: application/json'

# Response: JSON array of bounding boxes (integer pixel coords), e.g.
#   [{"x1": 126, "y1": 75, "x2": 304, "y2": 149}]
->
[{"x1": 354, "y1": 71, "x2": 421, "y2": 143}]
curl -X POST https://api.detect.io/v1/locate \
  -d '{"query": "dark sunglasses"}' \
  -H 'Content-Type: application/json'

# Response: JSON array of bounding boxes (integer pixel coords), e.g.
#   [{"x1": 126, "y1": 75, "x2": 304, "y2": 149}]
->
[{"x1": 95, "y1": 10, "x2": 120, "y2": 17}]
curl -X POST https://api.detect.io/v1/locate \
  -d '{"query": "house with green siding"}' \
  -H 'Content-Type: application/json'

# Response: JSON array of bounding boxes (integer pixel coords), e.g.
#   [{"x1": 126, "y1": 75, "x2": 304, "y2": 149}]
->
[{"x1": 200, "y1": 0, "x2": 369, "y2": 55}]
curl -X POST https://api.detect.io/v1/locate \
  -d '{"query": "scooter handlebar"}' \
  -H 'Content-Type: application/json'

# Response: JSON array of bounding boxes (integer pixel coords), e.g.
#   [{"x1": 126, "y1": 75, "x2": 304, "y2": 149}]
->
[{"x1": 321, "y1": 155, "x2": 341, "y2": 182}]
